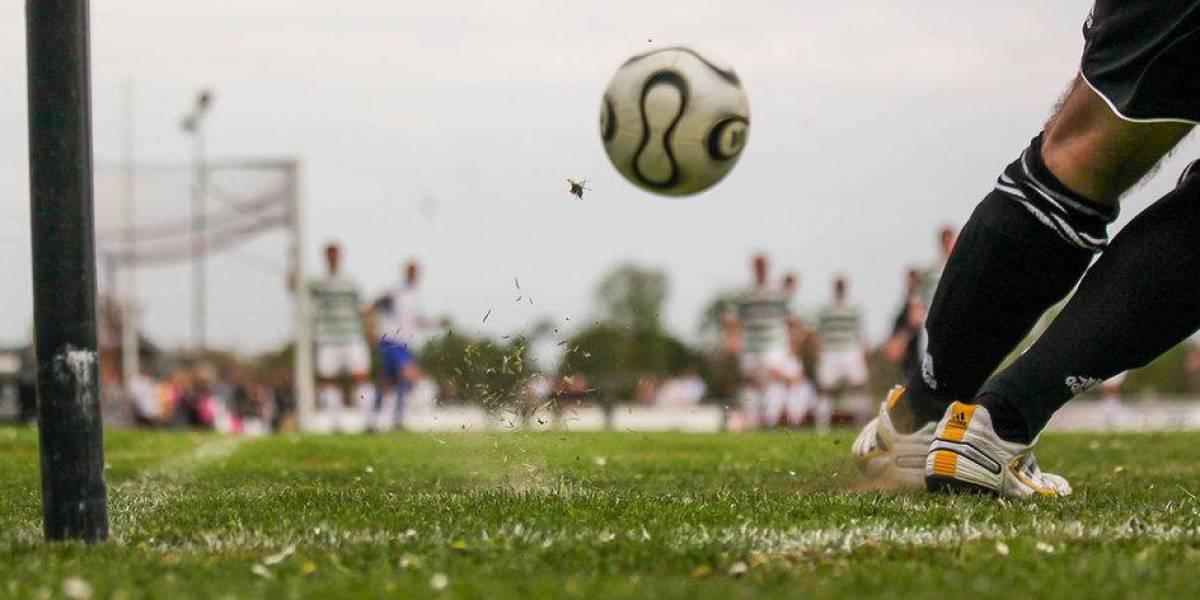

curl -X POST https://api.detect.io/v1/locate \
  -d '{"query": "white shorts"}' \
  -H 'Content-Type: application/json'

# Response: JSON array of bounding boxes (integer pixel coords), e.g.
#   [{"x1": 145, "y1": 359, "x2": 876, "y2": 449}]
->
[
  {"x1": 818, "y1": 349, "x2": 868, "y2": 389},
  {"x1": 739, "y1": 349, "x2": 802, "y2": 382},
  {"x1": 316, "y1": 341, "x2": 371, "y2": 378}
]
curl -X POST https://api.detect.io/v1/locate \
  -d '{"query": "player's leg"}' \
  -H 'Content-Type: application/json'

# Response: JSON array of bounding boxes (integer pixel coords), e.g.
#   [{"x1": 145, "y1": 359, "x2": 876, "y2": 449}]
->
[
  {"x1": 858, "y1": 80, "x2": 1188, "y2": 487},
  {"x1": 814, "y1": 353, "x2": 842, "y2": 434},
  {"x1": 314, "y1": 344, "x2": 343, "y2": 433},
  {"x1": 395, "y1": 345, "x2": 420, "y2": 427},
  {"x1": 845, "y1": 351, "x2": 871, "y2": 423},
  {"x1": 890, "y1": 75, "x2": 1190, "y2": 433},
  {"x1": 921, "y1": 0, "x2": 1200, "y2": 495},
  {"x1": 373, "y1": 342, "x2": 403, "y2": 431},
  {"x1": 979, "y1": 163, "x2": 1200, "y2": 442},
  {"x1": 345, "y1": 342, "x2": 376, "y2": 433},
  {"x1": 927, "y1": 164, "x2": 1200, "y2": 496},
  {"x1": 735, "y1": 354, "x2": 764, "y2": 430},
  {"x1": 782, "y1": 354, "x2": 812, "y2": 426},
  {"x1": 761, "y1": 351, "x2": 793, "y2": 428},
  {"x1": 761, "y1": 376, "x2": 787, "y2": 429},
  {"x1": 786, "y1": 380, "x2": 815, "y2": 426}
]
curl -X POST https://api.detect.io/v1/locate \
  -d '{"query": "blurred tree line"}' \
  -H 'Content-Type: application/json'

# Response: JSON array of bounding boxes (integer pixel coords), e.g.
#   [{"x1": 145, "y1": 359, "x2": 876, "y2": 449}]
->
[
  {"x1": 417, "y1": 262, "x2": 738, "y2": 406},
  {"x1": 421, "y1": 331, "x2": 533, "y2": 409},
  {"x1": 556, "y1": 263, "x2": 738, "y2": 400}
]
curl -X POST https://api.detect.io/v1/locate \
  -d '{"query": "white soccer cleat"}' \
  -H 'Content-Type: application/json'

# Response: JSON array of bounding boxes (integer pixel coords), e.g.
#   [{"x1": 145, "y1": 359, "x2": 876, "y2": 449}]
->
[
  {"x1": 852, "y1": 386, "x2": 936, "y2": 491},
  {"x1": 925, "y1": 401, "x2": 1071, "y2": 497}
]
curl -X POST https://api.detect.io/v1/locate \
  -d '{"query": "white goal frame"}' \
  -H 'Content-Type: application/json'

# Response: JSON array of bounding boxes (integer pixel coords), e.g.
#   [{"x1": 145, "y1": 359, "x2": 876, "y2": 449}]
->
[{"x1": 95, "y1": 157, "x2": 317, "y2": 430}]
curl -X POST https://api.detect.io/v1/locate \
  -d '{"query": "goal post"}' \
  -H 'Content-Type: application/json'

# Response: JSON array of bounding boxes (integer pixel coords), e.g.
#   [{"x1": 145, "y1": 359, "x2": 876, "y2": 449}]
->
[
  {"x1": 93, "y1": 157, "x2": 317, "y2": 431},
  {"x1": 286, "y1": 161, "x2": 317, "y2": 431}
]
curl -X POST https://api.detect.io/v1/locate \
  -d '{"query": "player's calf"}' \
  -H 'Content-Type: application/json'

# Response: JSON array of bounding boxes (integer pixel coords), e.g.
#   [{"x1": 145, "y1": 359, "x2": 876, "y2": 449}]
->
[{"x1": 893, "y1": 133, "x2": 1116, "y2": 434}]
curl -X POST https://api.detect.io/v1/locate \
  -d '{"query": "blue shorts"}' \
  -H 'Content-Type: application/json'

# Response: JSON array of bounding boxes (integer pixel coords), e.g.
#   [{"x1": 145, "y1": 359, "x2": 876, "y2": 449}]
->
[{"x1": 379, "y1": 341, "x2": 415, "y2": 382}]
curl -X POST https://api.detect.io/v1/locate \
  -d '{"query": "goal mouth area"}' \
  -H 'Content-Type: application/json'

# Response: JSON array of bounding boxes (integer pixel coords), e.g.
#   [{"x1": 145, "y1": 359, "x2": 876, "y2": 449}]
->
[{"x1": 92, "y1": 157, "x2": 315, "y2": 426}]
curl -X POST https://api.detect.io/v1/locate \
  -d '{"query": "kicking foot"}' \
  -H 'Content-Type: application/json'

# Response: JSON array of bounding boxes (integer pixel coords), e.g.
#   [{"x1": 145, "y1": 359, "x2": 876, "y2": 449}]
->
[
  {"x1": 925, "y1": 401, "x2": 1071, "y2": 497},
  {"x1": 852, "y1": 386, "x2": 936, "y2": 491}
]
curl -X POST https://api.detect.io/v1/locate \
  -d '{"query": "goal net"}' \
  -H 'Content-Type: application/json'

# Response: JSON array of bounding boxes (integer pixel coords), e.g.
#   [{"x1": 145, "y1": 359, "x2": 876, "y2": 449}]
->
[{"x1": 92, "y1": 158, "x2": 315, "y2": 427}]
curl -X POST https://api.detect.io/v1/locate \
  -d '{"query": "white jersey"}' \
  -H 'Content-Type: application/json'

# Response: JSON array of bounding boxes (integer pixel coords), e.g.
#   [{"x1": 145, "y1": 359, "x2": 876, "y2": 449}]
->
[
  {"x1": 374, "y1": 284, "x2": 422, "y2": 345},
  {"x1": 734, "y1": 285, "x2": 791, "y2": 356}
]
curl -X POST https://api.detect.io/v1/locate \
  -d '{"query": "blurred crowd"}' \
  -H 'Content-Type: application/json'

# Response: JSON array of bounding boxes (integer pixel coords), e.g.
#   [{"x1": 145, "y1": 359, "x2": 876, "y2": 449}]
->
[{"x1": 121, "y1": 364, "x2": 294, "y2": 435}]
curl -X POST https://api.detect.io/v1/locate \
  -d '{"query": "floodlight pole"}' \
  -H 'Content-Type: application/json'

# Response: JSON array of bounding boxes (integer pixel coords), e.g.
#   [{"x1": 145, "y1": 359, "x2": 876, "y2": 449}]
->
[
  {"x1": 120, "y1": 81, "x2": 139, "y2": 393},
  {"x1": 182, "y1": 90, "x2": 213, "y2": 354},
  {"x1": 25, "y1": 0, "x2": 110, "y2": 542}
]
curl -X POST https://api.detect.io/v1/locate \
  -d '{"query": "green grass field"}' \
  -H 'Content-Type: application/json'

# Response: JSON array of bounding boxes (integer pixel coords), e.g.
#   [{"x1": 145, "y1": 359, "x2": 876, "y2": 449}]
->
[{"x1": 2, "y1": 427, "x2": 1199, "y2": 599}]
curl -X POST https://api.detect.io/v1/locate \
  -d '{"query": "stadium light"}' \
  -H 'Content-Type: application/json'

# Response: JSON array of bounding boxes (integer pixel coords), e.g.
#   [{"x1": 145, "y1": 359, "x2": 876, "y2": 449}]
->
[
  {"x1": 25, "y1": 0, "x2": 110, "y2": 542},
  {"x1": 181, "y1": 89, "x2": 214, "y2": 352}
]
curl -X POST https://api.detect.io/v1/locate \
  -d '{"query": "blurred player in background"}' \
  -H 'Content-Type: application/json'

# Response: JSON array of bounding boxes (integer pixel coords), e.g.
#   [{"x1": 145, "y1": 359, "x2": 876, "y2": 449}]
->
[
  {"x1": 881, "y1": 267, "x2": 926, "y2": 381},
  {"x1": 882, "y1": 228, "x2": 955, "y2": 380},
  {"x1": 723, "y1": 254, "x2": 795, "y2": 429},
  {"x1": 369, "y1": 260, "x2": 428, "y2": 431},
  {"x1": 780, "y1": 273, "x2": 816, "y2": 427},
  {"x1": 856, "y1": 1, "x2": 1200, "y2": 496},
  {"x1": 309, "y1": 242, "x2": 374, "y2": 433},
  {"x1": 1099, "y1": 372, "x2": 1126, "y2": 430},
  {"x1": 919, "y1": 226, "x2": 957, "y2": 309},
  {"x1": 815, "y1": 275, "x2": 868, "y2": 433}
]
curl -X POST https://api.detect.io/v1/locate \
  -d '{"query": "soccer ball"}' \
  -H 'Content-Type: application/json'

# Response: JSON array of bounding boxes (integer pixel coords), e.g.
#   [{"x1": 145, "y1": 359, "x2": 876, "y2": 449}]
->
[{"x1": 600, "y1": 46, "x2": 750, "y2": 196}]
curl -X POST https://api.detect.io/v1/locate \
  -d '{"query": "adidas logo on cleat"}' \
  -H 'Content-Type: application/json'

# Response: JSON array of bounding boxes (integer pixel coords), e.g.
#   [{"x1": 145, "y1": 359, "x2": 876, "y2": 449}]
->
[{"x1": 947, "y1": 409, "x2": 970, "y2": 432}]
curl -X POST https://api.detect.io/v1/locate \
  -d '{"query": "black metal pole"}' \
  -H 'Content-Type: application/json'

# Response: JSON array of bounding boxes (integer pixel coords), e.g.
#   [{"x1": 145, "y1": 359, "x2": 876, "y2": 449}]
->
[{"x1": 26, "y1": 0, "x2": 109, "y2": 543}]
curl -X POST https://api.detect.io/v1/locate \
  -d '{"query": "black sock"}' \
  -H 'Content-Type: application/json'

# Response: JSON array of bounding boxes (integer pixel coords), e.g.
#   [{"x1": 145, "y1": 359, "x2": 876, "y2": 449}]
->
[
  {"x1": 891, "y1": 134, "x2": 1114, "y2": 432},
  {"x1": 980, "y1": 161, "x2": 1200, "y2": 442}
]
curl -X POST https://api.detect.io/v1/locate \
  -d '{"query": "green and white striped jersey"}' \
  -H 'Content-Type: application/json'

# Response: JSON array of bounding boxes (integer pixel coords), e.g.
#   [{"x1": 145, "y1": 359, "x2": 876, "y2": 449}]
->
[
  {"x1": 310, "y1": 276, "x2": 365, "y2": 345},
  {"x1": 734, "y1": 286, "x2": 791, "y2": 355},
  {"x1": 817, "y1": 301, "x2": 864, "y2": 352}
]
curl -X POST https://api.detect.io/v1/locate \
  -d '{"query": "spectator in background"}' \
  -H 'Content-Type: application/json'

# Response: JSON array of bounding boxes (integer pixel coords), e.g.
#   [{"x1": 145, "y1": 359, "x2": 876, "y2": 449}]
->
[
  {"x1": 653, "y1": 368, "x2": 707, "y2": 408},
  {"x1": 815, "y1": 275, "x2": 869, "y2": 432},
  {"x1": 1188, "y1": 346, "x2": 1200, "y2": 393},
  {"x1": 1100, "y1": 372, "x2": 1127, "y2": 430},
  {"x1": 129, "y1": 368, "x2": 163, "y2": 427},
  {"x1": 169, "y1": 366, "x2": 220, "y2": 429},
  {"x1": 269, "y1": 368, "x2": 296, "y2": 431}
]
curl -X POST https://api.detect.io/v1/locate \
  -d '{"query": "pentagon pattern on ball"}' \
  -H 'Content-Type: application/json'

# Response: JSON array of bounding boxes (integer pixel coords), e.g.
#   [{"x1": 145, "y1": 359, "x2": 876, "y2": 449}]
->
[{"x1": 600, "y1": 46, "x2": 750, "y2": 197}]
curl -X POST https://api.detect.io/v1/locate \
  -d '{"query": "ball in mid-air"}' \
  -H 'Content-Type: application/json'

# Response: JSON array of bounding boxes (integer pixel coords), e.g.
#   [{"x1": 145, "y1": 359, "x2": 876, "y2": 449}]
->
[{"x1": 600, "y1": 46, "x2": 749, "y2": 196}]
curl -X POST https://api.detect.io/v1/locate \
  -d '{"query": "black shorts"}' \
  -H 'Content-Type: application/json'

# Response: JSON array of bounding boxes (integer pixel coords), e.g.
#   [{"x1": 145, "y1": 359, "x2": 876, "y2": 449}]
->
[{"x1": 1081, "y1": 1, "x2": 1200, "y2": 124}]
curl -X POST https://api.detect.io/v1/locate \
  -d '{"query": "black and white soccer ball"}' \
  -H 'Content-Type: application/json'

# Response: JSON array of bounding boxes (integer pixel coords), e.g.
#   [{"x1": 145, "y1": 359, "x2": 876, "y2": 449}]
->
[{"x1": 600, "y1": 46, "x2": 750, "y2": 197}]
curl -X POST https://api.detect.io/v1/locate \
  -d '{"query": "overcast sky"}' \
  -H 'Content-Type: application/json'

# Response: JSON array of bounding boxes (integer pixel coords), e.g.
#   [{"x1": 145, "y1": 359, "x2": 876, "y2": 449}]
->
[{"x1": 1, "y1": 0, "x2": 1197, "y2": 354}]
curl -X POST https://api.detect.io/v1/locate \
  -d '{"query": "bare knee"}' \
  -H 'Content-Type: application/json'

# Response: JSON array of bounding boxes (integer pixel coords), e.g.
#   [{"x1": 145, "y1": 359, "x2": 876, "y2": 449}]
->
[{"x1": 1041, "y1": 76, "x2": 1192, "y2": 204}]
